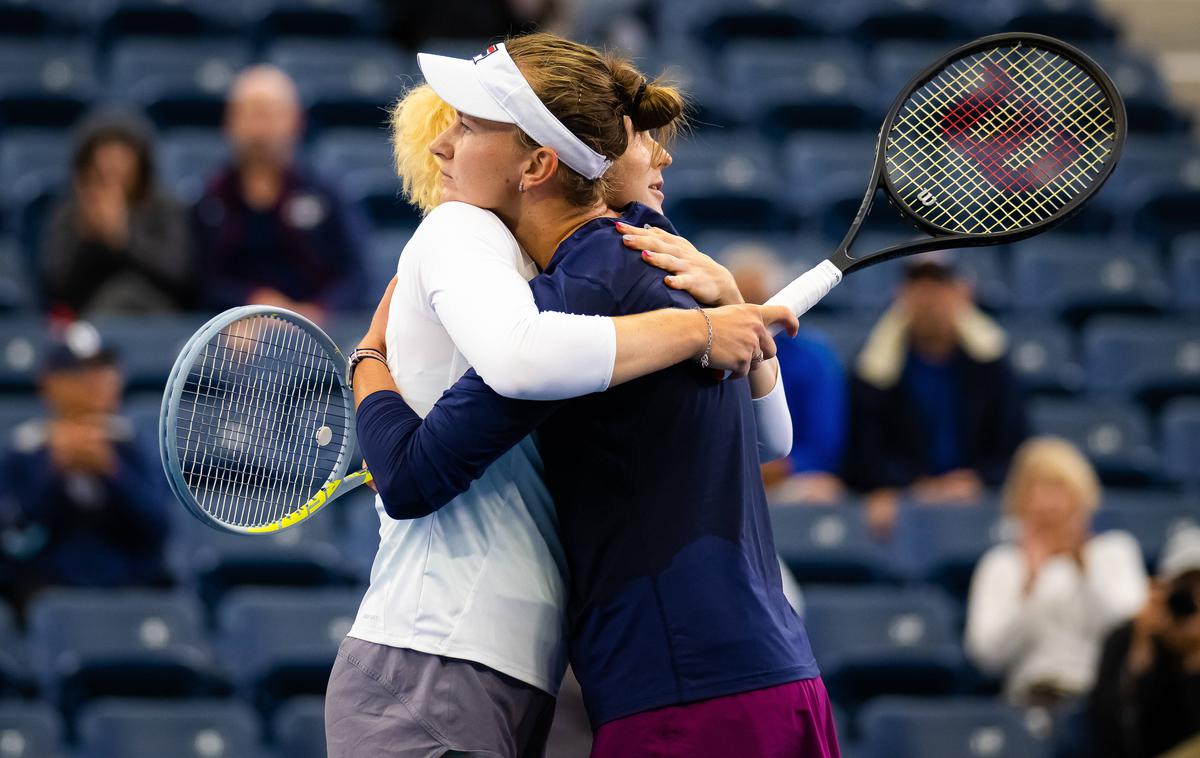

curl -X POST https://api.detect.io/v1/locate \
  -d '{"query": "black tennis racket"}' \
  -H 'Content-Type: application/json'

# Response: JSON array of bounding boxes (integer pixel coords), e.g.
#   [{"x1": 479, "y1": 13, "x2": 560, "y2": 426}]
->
[{"x1": 767, "y1": 32, "x2": 1126, "y2": 317}]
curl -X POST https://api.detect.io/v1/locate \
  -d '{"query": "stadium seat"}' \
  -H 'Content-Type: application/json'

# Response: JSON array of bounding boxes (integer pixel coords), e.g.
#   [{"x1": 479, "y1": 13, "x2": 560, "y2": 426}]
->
[
  {"x1": 26, "y1": 589, "x2": 226, "y2": 719},
  {"x1": 0, "y1": 601, "x2": 28, "y2": 696},
  {"x1": 846, "y1": 0, "x2": 974, "y2": 46},
  {"x1": 1011, "y1": 237, "x2": 1169, "y2": 323},
  {"x1": 1083, "y1": 318, "x2": 1200, "y2": 403},
  {"x1": 1030, "y1": 399, "x2": 1159, "y2": 484},
  {"x1": 0, "y1": 395, "x2": 43, "y2": 442},
  {"x1": 892, "y1": 504, "x2": 1013, "y2": 603},
  {"x1": 366, "y1": 230, "x2": 412, "y2": 300},
  {"x1": 308, "y1": 128, "x2": 394, "y2": 186},
  {"x1": 0, "y1": 237, "x2": 36, "y2": 312},
  {"x1": 871, "y1": 43, "x2": 946, "y2": 103},
  {"x1": 266, "y1": 39, "x2": 411, "y2": 131},
  {"x1": 0, "y1": 129, "x2": 71, "y2": 259},
  {"x1": 783, "y1": 131, "x2": 877, "y2": 218},
  {"x1": 1093, "y1": 504, "x2": 1200, "y2": 569},
  {"x1": 1173, "y1": 235, "x2": 1200, "y2": 313},
  {"x1": 217, "y1": 588, "x2": 358, "y2": 716},
  {"x1": 769, "y1": 505, "x2": 896, "y2": 585},
  {"x1": 0, "y1": 701, "x2": 65, "y2": 758},
  {"x1": 1162, "y1": 399, "x2": 1200, "y2": 488},
  {"x1": 859, "y1": 696, "x2": 1049, "y2": 758},
  {"x1": 0, "y1": 316, "x2": 50, "y2": 390},
  {"x1": 91, "y1": 0, "x2": 234, "y2": 49},
  {"x1": 1101, "y1": 488, "x2": 1199, "y2": 511},
  {"x1": 252, "y1": 0, "x2": 378, "y2": 44},
  {"x1": 338, "y1": 487, "x2": 381, "y2": 581},
  {"x1": 272, "y1": 696, "x2": 326, "y2": 757},
  {"x1": 0, "y1": 1, "x2": 60, "y2": 37},
  {"x1": 1131, "y1": 176, "x2": 1200, "y2": 245},
  {"x1": 654, "y1": 0, "x2": 826, "y2": 56},
  {"x1": 77, "y1": 698, "x2": 265, "y2": 758},
  {"x1": 88, "y1": 313, "x2": 212, "y2": 388},
  {"x1": 790, "y1": 314, "x2": 878, "y2": 368},
  {"x1": 802, "y1": 587, "x2": 966, "y2": 709},
  {"x1": 158, "y1": 129, "x2": 228, "y2": 203},
  {"x1": 107, "y1": 38, "x2": 250, "y2": 129},
  {"x1": 989, "y1": 0, "x2": 1117, "y2": 44},
  {"x1": 662, "y1": 134, "x2": 792, "y2": 233},
  {"x1": 0, "y1": 41, "x2": 96, "y2": 130},
  {"x1": 1089, "y1": 48, "x2": 1189, "y2": 137},
  {"x1": 723, "y1": 42, "x2": 872, "y2": 135},
  {"x1": 1002, "y1": 320, "x2": 1082, "y2": 395}
]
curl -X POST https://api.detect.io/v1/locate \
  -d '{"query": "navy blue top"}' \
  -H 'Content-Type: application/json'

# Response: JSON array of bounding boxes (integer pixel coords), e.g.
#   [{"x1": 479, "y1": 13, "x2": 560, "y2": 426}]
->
[
  {"x1": 356, "y1": 203, "x2": 818, "y2": 725},
  {"x1": 903, "y1": 348, "x2": 963, "y2": 475}
]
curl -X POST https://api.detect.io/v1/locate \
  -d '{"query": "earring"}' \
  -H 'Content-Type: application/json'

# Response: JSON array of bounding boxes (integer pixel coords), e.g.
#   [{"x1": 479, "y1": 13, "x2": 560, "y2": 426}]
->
[{"x1": 519, "y1": 182, "x2": 525, "y2": 193}]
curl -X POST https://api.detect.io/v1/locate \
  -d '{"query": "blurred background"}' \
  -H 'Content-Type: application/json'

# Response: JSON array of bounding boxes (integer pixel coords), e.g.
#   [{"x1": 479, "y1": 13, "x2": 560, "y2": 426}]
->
[{"x1": 0, "y1": 0, "x2": 1198, "y2": 756}]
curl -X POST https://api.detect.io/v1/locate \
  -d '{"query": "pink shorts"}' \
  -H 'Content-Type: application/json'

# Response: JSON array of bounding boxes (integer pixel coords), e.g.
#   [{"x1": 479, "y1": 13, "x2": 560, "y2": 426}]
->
[{"x1": 590, "y1": 677, "x2": 841, "y2": 758}]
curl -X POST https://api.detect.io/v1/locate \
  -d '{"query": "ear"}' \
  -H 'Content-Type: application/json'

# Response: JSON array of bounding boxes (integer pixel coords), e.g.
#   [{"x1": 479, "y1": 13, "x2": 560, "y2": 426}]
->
[
  {"x1": 519, "y1": 146, "x2": 560, "y2": 193},
  {"x1": 623, "y1": 114, "x2": 635, "y2": 144}
]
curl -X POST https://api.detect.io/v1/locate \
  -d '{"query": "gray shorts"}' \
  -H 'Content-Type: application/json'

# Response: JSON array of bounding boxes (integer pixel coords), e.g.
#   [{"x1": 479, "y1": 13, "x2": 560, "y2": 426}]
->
[{"x1": 325, "y1": 637, "x2": 556, "y2": 758}]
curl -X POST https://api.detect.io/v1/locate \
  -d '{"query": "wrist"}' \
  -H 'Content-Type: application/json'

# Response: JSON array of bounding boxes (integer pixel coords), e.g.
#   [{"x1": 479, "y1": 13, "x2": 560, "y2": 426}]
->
[{"x1": 693, "y1": 308, "x2": 714, "y2": 366}]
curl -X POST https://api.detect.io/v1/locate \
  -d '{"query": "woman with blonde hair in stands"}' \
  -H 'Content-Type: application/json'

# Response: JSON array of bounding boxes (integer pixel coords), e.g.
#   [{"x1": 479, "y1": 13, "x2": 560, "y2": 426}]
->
[
  {"x1": 325, "y1": 32, "x2": 821, "y2": 758},
  {"x1": 965, "y1": 436, "x2": 1149, "y2": 707}
]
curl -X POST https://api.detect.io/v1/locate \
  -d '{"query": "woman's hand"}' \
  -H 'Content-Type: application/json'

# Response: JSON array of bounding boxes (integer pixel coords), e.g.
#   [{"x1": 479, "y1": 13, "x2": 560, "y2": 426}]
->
[
  {"x1": 616, "y1": 221, "x2": 743, "y2": 307},
  {"x1": 360, "y1": 276, "x2": 397, "y2": 354},
  {"x1": 703, "y1": 303, "x2": 798, "y2": 378}
]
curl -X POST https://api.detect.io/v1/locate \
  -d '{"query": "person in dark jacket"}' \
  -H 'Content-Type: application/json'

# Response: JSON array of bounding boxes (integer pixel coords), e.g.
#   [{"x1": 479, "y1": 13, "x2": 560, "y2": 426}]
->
[
  {"x1": 0, "y1": 323, "x2": 170, "y2": 609},
  {"x1": 844, "y1": 257, "x2": 1028, "y2": 537},
  {"x1": 1088, "y1": 526, "x2": 1200, "y2": 758},
  {"x1": 194, "y1": 65, "x2": 368, "y2": 319},
  {"x1": 41, "y1": 108, "x2": 192, "y2": 315}
]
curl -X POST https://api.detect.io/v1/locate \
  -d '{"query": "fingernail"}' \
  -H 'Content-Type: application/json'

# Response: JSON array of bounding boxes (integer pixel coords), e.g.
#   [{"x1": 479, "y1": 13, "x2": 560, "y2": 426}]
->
[
  {"x1": 614, "y1": 221, "x2": 626, "y2": 229},
  {"x1": 642, "y1": 250, "x2": 651, "y2": 258},
  {"x1": 623, "y1": 234, "x2": 635, "y2": 242}
]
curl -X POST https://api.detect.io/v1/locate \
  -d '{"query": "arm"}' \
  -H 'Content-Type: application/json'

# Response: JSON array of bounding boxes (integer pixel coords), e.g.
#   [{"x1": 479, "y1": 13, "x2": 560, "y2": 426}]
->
[
  {"x1": 964, "y1": 547, "x2": 1040, "y2": 674},
  {"x1": 1081, "y1": 533, "x2": 1149, "y2": 635}
]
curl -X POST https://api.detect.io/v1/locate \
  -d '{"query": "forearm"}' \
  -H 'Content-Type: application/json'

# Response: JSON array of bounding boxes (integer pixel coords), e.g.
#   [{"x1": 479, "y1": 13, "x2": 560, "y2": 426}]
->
[
  {"x1": 609, "y1": 308, "x2": 706, "y2": 386},
  {"x1": 352, "y1": 358, "x2": 398, "y2": 409},
  {"x1": 751, "y1": 361, "x2": 793, "y2": 463}
]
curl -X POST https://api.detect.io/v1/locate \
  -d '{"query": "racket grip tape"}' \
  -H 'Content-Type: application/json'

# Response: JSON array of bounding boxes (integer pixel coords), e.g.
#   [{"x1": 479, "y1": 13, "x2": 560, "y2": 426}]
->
[{"x1": 764, "y1": 260, "x2": 843, "y2": 334}]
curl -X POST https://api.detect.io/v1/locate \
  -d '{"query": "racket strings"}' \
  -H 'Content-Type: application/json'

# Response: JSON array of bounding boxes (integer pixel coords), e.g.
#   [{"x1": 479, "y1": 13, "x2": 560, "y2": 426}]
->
[
  {"x1": 174, "y1": 314, "x2": 350, "y2": 528},
  {"x1": 885, "y1": 42, "x2": 1117, "y2": 235}
]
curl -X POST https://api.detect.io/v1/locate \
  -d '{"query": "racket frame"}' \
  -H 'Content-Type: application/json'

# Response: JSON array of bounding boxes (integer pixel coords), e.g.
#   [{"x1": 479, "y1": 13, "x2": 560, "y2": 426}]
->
[
  {"x1": 159, "y1": 305, "x2": 367, "y2": 535},
  {"x1": 832, "y1": 32, "x2": 1126, "y2": 275}
]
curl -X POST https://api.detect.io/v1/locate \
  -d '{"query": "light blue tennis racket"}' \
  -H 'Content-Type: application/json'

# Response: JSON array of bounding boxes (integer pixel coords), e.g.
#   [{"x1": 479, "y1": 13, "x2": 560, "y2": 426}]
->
[{"x1": 159, "y1": 306, "x2": 372, "y2": 534}]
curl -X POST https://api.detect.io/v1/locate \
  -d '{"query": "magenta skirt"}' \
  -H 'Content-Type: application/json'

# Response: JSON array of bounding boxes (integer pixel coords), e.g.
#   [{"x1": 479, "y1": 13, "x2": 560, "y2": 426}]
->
[{"x1": 590, "y1": 677, "x2": 842, "y2": 758}]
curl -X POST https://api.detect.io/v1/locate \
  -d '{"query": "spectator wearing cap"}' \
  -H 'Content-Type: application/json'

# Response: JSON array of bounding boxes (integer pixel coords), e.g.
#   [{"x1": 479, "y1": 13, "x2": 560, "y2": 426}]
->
[
  {"x1": 194, "y1": 65, "x2": 369, "y2": 320},
  {"x1": 42, "y1": 108, "x2": 192, "y2": 315},
  {"x1": 1088, "y1": 525, "x2": 1200, "y2": 758},
  {"x1": 0, "y1": 324, "x2": 169, "y2": 608},
  {"x1": 965, "y1": 437, "x2": 1148, "y2": 709},
  {"x1": 844, "y1": 256, "x2": 1028, "y2": 536}
]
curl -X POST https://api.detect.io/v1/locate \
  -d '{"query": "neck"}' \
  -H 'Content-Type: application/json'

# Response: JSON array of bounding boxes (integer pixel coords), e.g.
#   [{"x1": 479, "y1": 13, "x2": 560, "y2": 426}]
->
[{"x1": 499, "y1": 194, "x2": 616, "y2": 270}]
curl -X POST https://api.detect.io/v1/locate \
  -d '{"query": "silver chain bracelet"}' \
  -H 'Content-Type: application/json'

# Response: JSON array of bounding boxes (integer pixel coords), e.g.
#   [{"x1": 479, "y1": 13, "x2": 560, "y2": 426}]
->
[{"x1": 696, "y1": 308, "x2": 713, "y2": 369}]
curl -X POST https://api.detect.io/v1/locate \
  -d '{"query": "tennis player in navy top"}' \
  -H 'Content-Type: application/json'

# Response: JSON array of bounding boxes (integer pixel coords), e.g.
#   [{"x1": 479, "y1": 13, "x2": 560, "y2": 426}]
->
[{"x1": 352, "y1": 33, "x2": 840, "y2": 758}]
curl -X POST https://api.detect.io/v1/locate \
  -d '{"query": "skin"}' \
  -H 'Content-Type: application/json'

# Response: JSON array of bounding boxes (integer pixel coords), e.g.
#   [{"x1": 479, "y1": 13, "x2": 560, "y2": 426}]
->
[
  {"x1": 40, "y1": 364, "x2": 124, "y2": 477},
  {"x1": 1129, "y1": 577, "x2": 1200, "y2": 676},
  {"x1": 1017, "y1": 478, "x2": 1090, "y2": 594},
  {"x1": 76, "y1": 140, "x2": 140, "y2": 250}
]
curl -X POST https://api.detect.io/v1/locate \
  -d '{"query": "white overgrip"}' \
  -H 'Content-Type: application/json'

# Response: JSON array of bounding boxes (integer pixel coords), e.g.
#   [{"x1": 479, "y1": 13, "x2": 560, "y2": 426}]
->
[{"x1": 764, "y1": 259, "x2": 843, "y2": 333}]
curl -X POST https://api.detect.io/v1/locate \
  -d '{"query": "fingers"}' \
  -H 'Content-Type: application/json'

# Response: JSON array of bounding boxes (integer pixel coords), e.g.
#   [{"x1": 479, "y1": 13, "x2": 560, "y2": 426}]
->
[
  {"x1": 641, "y1": 249, "x2": 686, "y2": 274},
  {"x1": 761, "y1": 305, "x2": 800, "y2": 337}
]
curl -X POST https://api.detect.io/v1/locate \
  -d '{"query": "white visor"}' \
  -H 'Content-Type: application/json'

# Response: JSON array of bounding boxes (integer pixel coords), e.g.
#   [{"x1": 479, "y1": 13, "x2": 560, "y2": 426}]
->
[{"x1": 417, "y1": 43, "x2": 613, "y2": 181}]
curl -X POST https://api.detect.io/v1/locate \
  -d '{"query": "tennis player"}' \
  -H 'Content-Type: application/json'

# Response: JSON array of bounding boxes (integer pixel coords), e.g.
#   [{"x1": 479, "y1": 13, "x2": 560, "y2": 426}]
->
[
  {"x1": 346, "y1": 34, "x2": 839, "y2": 758},
  {"x1": 325, "y1": 34, "x2": 803, "y2": 758}
]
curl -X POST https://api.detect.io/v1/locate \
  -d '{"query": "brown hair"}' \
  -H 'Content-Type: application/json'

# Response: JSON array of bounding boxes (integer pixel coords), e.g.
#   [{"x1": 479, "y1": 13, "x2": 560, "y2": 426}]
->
[{"x1": 505, "y1": 32, "x2": 686, "y2": 207}]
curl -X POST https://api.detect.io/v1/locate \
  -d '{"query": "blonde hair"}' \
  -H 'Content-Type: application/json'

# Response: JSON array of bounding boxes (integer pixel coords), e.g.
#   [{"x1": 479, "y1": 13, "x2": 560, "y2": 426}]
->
[
  {"x1": 1002, "y1": 436, "x2": 1102, "y2": 517},
  {"x1": 388, "y1": 32, "x2": 686, "y2": 214}
]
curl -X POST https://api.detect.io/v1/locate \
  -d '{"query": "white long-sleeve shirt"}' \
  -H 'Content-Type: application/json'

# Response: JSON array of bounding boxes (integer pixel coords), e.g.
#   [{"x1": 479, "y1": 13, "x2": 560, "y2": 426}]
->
[
  {"x1": 350, "y1": 202, "x2": 792, "y2": 694},
  {"x1": 964, "y1": 530, "x2": 1148, "y2": 702}
]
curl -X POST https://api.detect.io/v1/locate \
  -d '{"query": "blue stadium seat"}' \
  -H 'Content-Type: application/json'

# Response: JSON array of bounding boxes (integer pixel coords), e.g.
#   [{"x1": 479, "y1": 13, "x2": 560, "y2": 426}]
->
[
  {"x1": 871, "y1": 43, "x2": 946, "y2": 102},
  {"x1": 0, "y1": 316, "x2": 50, "y2": 390},
  {"x1": 217, "y1": 588, "x2": 358, "y2": 715},
  {"x1": 77, "y1": 698, "x2": 265, "y2": 758},
  {"x1": 988, "y1": 0, "x2": 1117, "y2": 44},
  {"x1": 308, "y1": 128, "x2": 393, "y2": 184},
  {"x1": 108, "y1": 38, "x2": 249, "y2": 129},
  {"x1": 769, "y1": 505, "x2": 895, "y2": 585},
  {"x1": 338, "y1": 487, "x2": 381, "y2": 582},
  {"x1": 0, "y1": 237, "x2": 36, "y2": 311},
  {"x1": 1173, "y1": 234, "x2": 1200, "y2": 313},
  {"x1": 159, "y1": 129, "x2": 229, "y2": 203},
  {"x1": 860, "y1": 696, "x2": 1049, "y2": 758},
  {"x1": 1131, "y1": 167, "x2": 1200, "y2": 245},
  {"x1": 1108, "y1": 137, "x2": 1198, "y2": 206},
  {"x1": 1093, "y1": 504, "x2": 1200, "y2": 569},
  {"x1": 784, "y1": 131, "x2": 877, "y2": 218},
  {"x1": 91, "y1": 0, "x2": 235, "y2": 48},
  {"x1": 655, "y1": 0, "x2": 826, "y2": 56},
  {"x1": 1011, "y1": 237, "x2": 1169, "y2": 322},
  {"x1": 846, "y1": 0, "x2": 974, "y2": 46},
  {"x1": 0, "y1": 129, "x2": 70, "y2": 260},
  {"x1": 1089, "y1": 49, "x2": 1189, "y2": 137},
  {"x1": 663, "y1": 134, "x2": 792, "y2": 233},
  {"x1": 1101, "y1": 488, "x2": 1199, "y2": 511},
  {"x1": 1002, "y1": 320, "x2": 1082, "y2": 395},
  {"x1": 802, "y1": 587, "x2": 966, "y2": 709},
  {"x1": 366, "y1": 230, "x2": 412, "y2": 300},
  {"x1": 0, "y1": 701, "x2": 65, "y2": 758},
  {"x1": 1162, "y1": 399, "x2": 1200, "y2": 488},
  {"x1": 723, "y1": 42, "x2": 872, "y2": 135},
  {"x1": 1030, "y1": 399, "x2": 1159, "y2": 484},
  {"x1": 253, "y1": 0, "x2": 378, "y2": 44},
  {"x1": 0, "y1": 601, "x2": 29, "y2": 696},
  {"x1": 0, "y1": 41, "x2": 96, "y2": 130},
  {"x1": 272, "y1": 696, "x2": 326, "y2": 758},
  {"x1": 892, "y1": 505, "x2": 1012, "y2": 603},
  {"x1": 266, "y1": 39, "x2": 411, "y2": 131},
  {"x1": 26, "y1": 590, "x2": 226, "y2": 719},
  {"x1": 790, "y1": 314, "x2": 878, "y2": 368},
  {"x1": 88, "y1": 313, "x2": 212, "y2": 388},
  {"x1": 1083, "y1": 318, "x2": 1200, "y2": 402}
]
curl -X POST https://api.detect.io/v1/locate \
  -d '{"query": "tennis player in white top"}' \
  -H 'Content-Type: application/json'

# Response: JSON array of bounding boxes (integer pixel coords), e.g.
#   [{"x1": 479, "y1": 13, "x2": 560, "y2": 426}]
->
[{"x1": 325, "y1": 35, "x2": 796, "y2": 758}]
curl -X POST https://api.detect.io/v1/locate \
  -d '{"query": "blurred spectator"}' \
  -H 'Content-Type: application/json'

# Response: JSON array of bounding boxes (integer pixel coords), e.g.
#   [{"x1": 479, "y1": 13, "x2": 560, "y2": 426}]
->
[
  {"x1": 41, "y1": 108, "x2": 192, "y2": 315},
  {"x1": 845, "y1": 257, "x2": 1027, "y2": 534},
  {"x1": 965, "y1": 437, "x2": 1148, "y2": 708},
  {"x1": 0, "y1": 323, "x2": 169, "y2": 608},
  {"x1": 722, "y1": 244, "x2": 848, "y2": 505},
  {"x1": 380, "y1": 0, "x2": 560, "y2": 49},
  {"x1": 1088, "y1": 525, "x2": 1200, "y2": 758},
  {"x1": 194, "y1": 66, "x2": 368, "y2": 320}
]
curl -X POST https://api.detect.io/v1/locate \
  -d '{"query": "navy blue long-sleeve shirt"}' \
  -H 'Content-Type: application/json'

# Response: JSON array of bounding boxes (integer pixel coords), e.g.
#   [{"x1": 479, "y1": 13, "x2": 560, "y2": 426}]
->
[{"x1": 357, "y1": 203, "x2": 818, "y2": 726}]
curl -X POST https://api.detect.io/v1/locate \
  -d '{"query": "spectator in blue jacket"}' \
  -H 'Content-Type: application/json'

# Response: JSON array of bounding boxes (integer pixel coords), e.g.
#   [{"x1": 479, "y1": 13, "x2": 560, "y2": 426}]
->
[
  {"x1": 0, "y1": 323, "x2": 169, "y2": 607},
  {"x1": 845, "y1": 256, "x2": 1028, "y2": 536},
  {"x1": 194, "y1": 65, "x2": 369, "y2": 319}
]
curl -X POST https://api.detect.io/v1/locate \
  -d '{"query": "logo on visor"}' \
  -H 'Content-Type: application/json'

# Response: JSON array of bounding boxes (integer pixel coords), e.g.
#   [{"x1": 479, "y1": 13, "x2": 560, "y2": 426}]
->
[{"x1": 472, "y1": 45, "x2": 500, "y2": 63}]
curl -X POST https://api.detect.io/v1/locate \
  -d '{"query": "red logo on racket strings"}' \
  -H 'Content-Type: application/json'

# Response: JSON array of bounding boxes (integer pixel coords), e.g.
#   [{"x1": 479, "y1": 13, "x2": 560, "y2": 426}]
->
[
  {"x1": 939, "y1": 63, "x2": 1082, "y2": 193},
  {"x1": 472, "y1": 45, "x2": 500, "y2": 63}
]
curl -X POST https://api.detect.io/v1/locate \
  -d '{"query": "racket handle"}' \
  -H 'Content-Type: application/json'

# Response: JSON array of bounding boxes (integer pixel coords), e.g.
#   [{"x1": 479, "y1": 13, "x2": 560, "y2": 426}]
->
[{"x1": 764, "y1": 259, "x2": 843, "y2": 334}]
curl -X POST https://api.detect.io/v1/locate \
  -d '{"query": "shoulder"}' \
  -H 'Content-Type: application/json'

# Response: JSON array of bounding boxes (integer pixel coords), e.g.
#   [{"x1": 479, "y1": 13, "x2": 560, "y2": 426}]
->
[
  {"x1": 406, "y1": 202, "x2": 519, "y2": 265},
  {"x1": 1087, "y1": 530, "x2": 1145, "y2": 563},
  {"x1": 975, "y1": 542, "x2": 1023, "y2": 576},
  {"x1": 552, "y1": 223, "x2": 694, "y2": 313}
]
